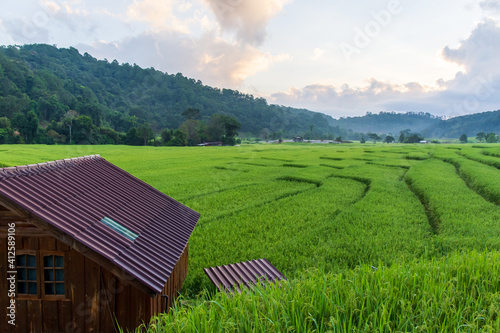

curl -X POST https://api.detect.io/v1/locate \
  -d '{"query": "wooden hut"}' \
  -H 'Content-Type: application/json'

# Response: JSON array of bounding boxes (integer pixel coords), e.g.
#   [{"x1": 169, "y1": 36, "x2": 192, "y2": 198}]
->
[{"x1": 0, "y1": 155, "x2": 200, "y2": 332}]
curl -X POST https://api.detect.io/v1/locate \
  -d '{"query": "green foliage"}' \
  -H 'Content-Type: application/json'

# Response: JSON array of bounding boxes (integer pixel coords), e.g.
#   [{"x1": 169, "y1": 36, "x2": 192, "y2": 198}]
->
[
  {"x1": 437, "y1": 153, "x2": 500, "y2": 205},
  {"x1": 206, "y1": 114, "x2": 241, "y2": 145},
  {"x1": 179, "y1": 119, "x2": 203, "y2": 146},
  {"x1": 170, "y1": 129, "x2": 188, "y2": 146},
  {"x1": 459, "y1": 133, "x2": 468, "y2": 143},
  {"x1": 367, "y1": 132, "x2": 381, "y2": 143},
  {"x1": 0, "y1": 44, "x2": 347, "y2": 139},
  {"x1": 138, "y1": 251, "x2": 500, "y2": 332},
  {"x1": 2, "y1": 142, "x2": 500, "y2": 332},
  {"x1": 423, "y1": 110, "x2": 500, "y2": 138},
  {"x1": 182, "y1": 108, "x2": 201, "y2": 120},
  {"x1": 397, "y1": 129, "x2": 424, "y2": 143},
  {"x1": 384, "y1": 135, "x2": 395, "y2": 143},
  {"x1": 136, "y1": 123, "x2": 154, "y2": 146},
  {"x1": 0, "y1": 117, "x2": 13, "y2": 143},
  {"x1": 11, "y1": 111, "x2": 38, "y2": 143},
  {"x1": 161, "y1": 128, "x2": 173, "y2": 144},
  {"x1": 405, "y1": 152, "x2": 429, "y2": 160},
  {"x1": 73, "y1": 115, "x2": 97, "y2": 144},
  {"x1": 486, "y1": 132, "x2": 498, "y2": 143},
  {"x1": 126, "y1": 127, "x2": 142, "y2": 146},
  {"x1": 1, "y1": 44, "x2": 497, "y2": 143},
  {"x1": 335, "y1": 111, "x2": 441, "y2": 135},
  {"x1": 405, "y1": 157, "x2": 500, "y2": 251}
]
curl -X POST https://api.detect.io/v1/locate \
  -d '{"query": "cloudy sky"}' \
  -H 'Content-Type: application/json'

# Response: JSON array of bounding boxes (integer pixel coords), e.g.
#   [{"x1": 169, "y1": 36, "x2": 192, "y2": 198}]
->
[{"x1": 1, "y1": 0, "x2": 500, "y2": 118}]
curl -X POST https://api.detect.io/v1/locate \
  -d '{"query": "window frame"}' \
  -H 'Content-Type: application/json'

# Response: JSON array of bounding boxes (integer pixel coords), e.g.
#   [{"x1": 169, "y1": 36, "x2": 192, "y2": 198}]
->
[
  {"x1": 16, "y1": 250, "x2": 40, "y2": 299},
  {"x1": 16, "y1": 250, "x2": 67, "y2": 300},
  {"x1": 40, "y1": 251, "x2": 67, "y2": 300}
]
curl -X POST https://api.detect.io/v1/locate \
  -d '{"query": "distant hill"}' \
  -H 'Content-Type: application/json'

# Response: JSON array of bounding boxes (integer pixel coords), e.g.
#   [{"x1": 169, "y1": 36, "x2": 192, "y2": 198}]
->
[
  {"x1": 422, "y1": 110, "x2": 500, "y2": 138},
  {"x1": 330, "y1": 112, "x2": 442, "y2": 135},
  {"x1": 0, "y1": 44, "x2": 346, "y2": 139},
  {"x1": 327, "y1": 111, "x2": 499, "y2": 139}
]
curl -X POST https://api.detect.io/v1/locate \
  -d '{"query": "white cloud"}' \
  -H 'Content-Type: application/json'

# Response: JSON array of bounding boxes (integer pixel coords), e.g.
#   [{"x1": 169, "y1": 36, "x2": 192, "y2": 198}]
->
[
  {"x1": 78, "y1": 30, "x2": 289, "y2": 88},
  {"x1": 442, "y1": 19, "x2": 500, "y2": 76},
  {"x1": 310, "y1": 48, "x2": 325, "y2": 61},
  {"x1": 126, "y1": 0, "x2": 190, "y2": 33},
  {"x1": 198, "y1": 14, "x2": 218, "y2": 33},
  {"x1": 178, "y1": 1, "x2": 193, "y2": 12},
  {"x1": 202, "y1": 0, "x2": 291, "y2": 45},
  {"x1": 0, "y1": 19, "x2": 15, "y2": 45},
  {"x1": 40, "y1": 0, "x2": 61, "y2": 13},
  {"x1": 270, "y1": 79, "x2": 439, "y2": 117},
  {"x1": 480, "y1": 0, "x2": 500, "y2": 14},
  {"x1": 270, "y1": 20, "x2": 500, "y2": 118}
]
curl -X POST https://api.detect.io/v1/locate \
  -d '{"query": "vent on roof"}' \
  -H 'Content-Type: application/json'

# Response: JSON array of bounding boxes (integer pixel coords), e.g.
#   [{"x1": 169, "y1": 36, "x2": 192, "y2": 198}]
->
[{"x1": 100, "y1": 217, "x2": 139, "y2": 241}]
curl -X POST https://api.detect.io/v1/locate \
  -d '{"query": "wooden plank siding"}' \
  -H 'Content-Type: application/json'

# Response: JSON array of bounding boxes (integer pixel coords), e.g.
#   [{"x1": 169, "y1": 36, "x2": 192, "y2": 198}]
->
[
  {"x1": 0, "y1": 237, "x2": 7, "y2": 323},
  {"x1": 147, "y1": 244, "x2": 189, "y2": 318},
  {"x1": 0, "y1": 229, "x2": 190, "y2": 332}
]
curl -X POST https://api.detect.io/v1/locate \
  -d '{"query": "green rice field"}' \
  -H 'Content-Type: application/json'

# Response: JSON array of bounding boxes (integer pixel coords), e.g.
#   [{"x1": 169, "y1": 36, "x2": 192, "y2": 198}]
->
[{"x1": 2, "y1": 143, "x2": 500, "y2": 332}]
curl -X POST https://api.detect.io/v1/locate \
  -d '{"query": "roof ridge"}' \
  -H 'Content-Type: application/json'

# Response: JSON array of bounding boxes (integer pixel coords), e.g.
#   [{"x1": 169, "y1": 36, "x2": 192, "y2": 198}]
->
[{"x1": 0, "y1": 154, "x2": 102, "y2": 175}]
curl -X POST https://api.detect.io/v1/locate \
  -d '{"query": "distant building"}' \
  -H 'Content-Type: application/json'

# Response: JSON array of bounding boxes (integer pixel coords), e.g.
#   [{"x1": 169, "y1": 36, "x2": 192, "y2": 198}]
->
[
  {"x1": 293, "y1": 136, "x2": 303, "y2": 142},
  {"x1": 198, "y1": 141, "x2": 223, "y2": 146}
]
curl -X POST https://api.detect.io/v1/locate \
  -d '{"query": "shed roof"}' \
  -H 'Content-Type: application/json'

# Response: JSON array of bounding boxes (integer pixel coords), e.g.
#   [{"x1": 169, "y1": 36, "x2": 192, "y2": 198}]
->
[
  {"x1": 204, "y1": 258, "x2": 286, "y2": 293},
  {"x1": 0, "y1": 155, "x2": 200, "y2": 295}
]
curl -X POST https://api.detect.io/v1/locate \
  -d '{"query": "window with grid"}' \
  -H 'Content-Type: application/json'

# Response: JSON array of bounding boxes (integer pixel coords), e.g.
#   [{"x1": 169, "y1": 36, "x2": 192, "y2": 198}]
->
[
  {"x1": 16, "y1": 251, "x2": 66, "y2": 299},
  {"x1": 43, "y1": 255, "x2": 65, "y2": 296},
  {"x1": 17, "y1": 254, "x2": 38, "y2": 296}
]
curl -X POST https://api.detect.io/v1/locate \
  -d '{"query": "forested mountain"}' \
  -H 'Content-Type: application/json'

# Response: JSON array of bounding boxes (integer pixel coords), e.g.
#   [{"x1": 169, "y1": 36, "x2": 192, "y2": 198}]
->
[
  {"x1": 0, "y1": 44, "x2": 497, "y2": 144},
  {"x1": 330, "y1": 112, "x2": 442, "y2": 135},
  {"x1": 329, "y1": 111, "x2": 500, "y2": 139},
  {"x1": 421, "y1": 110, "x2": 500, "y2": 138},
  {"x1": 0, "y1": 44, "x2": 350, "y2": 143}
]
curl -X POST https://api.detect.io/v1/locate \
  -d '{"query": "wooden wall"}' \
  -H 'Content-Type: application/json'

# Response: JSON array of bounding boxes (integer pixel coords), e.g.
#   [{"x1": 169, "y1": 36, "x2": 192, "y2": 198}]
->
[
  {"x1": 0, "y1": 216, "x2": 190, "y2": 332},
  {"x1": 147, "y1": 244, "x2": 189, "y2": 317}
]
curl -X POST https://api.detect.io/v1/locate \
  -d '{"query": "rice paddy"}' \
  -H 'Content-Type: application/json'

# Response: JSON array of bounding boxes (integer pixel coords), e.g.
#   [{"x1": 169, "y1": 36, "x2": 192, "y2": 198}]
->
[{"x1": 2, "y1": 142, "x2": 500, "y2": 332}]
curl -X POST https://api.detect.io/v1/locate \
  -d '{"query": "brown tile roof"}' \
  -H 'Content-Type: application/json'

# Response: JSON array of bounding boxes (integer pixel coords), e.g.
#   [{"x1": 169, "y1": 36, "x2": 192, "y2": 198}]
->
[
  {"x1": 204, "y1": 258, "x2": 286, "y2": 293},
  {"x1": 0, "y1": 155, "x2": 200, "y2": 295}
]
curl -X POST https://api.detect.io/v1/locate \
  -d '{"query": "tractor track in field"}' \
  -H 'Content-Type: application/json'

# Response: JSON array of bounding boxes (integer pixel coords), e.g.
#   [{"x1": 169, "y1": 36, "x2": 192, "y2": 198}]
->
[
  {"x1": 214, "y1": 165, "x2": 249, "y2": 172},
  {"x1": 458, "y1": 152, "x2": 500, "y2": 170},
  {"x1": 327, "y1": 174, "x2": 371, "y2": 206},
  {"x1": 319, "y1": 164, "x2": 345, "y2": 170},
  {"x1": 180, "y1": 183, "x2": 258, "y2": 202},
  {"x1": 199, "y1": 174, "x2": 369, "y2": 227},
  {"x1": 403, "y1": 170, "x2": 440, "y2": 235},
  {"x1": 481, "y1": 151, "x2": 500, "y2": 158},
  {"x1": 198, "y1": 186, "x2": 319, "y2": 226},
  {"x1": 440, "y1": 156, "x2": 500, "y2": 206},
  {"x1": 365, "y1": 162, "x2": 410, "y2": 170}
]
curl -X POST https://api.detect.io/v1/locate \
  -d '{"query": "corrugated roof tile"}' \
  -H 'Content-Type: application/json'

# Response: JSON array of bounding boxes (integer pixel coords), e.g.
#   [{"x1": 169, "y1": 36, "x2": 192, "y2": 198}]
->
[{"x1": 204, "y1": 259, "x2": 286, "y2": 293}]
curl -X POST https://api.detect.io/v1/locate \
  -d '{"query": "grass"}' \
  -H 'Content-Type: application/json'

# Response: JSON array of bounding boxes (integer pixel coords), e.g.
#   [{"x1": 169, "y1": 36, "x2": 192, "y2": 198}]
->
[
  {"x1": 1, "y1": 143, "x2": 500, "y2": 332},
  {"x1": 405, "y1": 158, "x2": 500, "y2": 253},
  {"x1": 136, "y1": 251, "x2": 500, "y2": 332}
]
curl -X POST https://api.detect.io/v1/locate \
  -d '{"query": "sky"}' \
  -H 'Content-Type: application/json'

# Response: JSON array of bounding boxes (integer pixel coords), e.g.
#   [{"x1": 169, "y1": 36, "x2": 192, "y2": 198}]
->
[{"x1": 1, "y1": 0, "x2": 500, "y2": 119}]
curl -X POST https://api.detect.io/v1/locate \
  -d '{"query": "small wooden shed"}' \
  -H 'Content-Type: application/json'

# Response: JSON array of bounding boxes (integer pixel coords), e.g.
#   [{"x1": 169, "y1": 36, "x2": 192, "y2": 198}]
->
[{"x1": 0, "y1": 155, "x2": 200, "y2": 332}]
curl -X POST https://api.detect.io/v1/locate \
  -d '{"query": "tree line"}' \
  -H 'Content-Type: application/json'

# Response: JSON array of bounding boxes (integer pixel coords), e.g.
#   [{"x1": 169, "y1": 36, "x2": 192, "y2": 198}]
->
[
  {"x1": 0, "y1": 107, "x2": 241, "y2": 146},
  {"x1": 459, "y1": 132, "x2": 499, "y2": 143}
]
